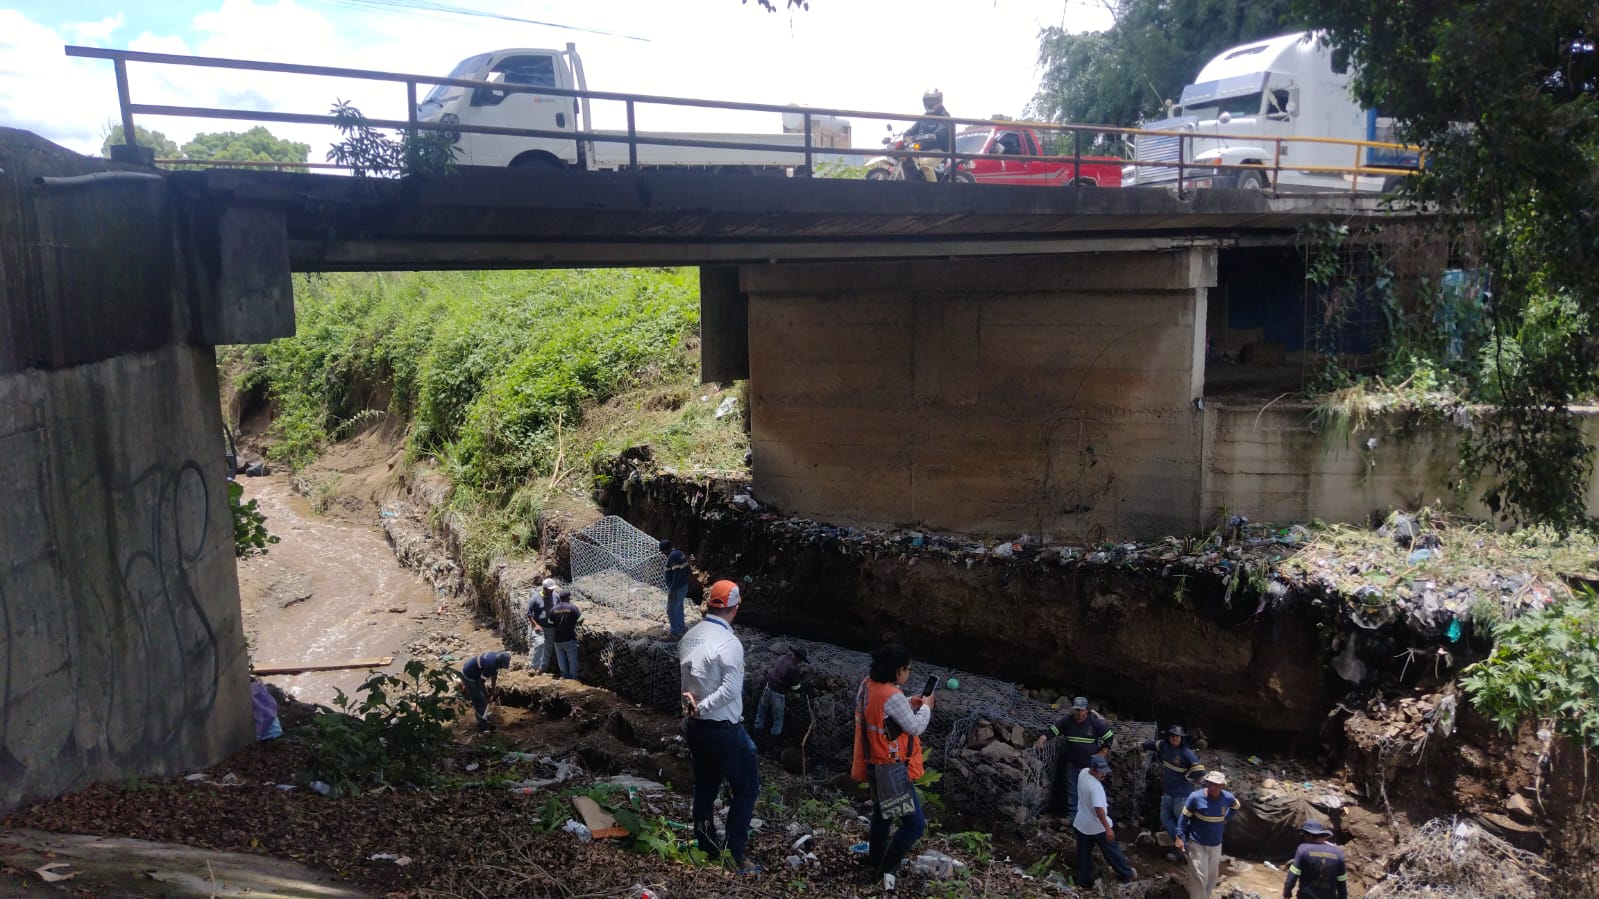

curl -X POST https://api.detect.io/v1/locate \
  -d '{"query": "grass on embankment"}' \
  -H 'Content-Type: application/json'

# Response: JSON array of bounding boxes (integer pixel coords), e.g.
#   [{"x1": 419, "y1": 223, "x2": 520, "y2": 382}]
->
[{"x1": 221, "y1": 268, "x2": 747, "y2": 564}]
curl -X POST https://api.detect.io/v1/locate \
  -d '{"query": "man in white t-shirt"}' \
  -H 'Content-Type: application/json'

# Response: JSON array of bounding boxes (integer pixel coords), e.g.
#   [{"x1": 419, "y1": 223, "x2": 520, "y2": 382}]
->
[{"x1": 1071, "y1": 755, "x2": 1137, "y2": 888}]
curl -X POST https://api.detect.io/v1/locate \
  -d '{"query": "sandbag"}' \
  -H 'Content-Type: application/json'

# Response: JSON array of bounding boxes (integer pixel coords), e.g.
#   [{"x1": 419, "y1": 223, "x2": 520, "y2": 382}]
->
[{"x1": 1224, "y1": 787, "x2": 1331, "y2": 858}]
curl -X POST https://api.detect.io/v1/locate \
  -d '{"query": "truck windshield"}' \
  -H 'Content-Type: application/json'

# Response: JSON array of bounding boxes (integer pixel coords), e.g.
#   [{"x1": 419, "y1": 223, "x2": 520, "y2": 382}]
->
[
  {"x1": 956, "y1": 132, "x2": 989, "y2": 154},
  {"x1": 1185, "y1": 92, "x2": 1265, "y2": 118},
  {"x1": 423, "y1": 53, "x2": 491, "y2": 102}
]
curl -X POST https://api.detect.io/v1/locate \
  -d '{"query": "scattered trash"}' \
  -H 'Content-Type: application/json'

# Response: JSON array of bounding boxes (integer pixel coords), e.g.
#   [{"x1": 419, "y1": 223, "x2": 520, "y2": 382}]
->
[
  {"x1": 910, "y1": 850, "x2": 965, "y2": 879},
  {"x1": 184, "y1": 773, "x2": 208, "y2": 782},
  {"x1": 1446, "y1": 619, "x2": 1462, "y2": 642},
  {"x1": 275, "y1": 784, "x2": 297, "y2": 792},
  {"x1": 34, "y1": 863, "x2": 74, "y2": 883},
  {"x1": 465, "y1": 762, "x2": 479, "y2": 772},
  {"x1": 992, "y1": 542, "x2": 1015, "y2": 559},
  {"x1": 368, "y1": 853, "x2": 412, "y2": 866},
  {"x1": 714, "y1": 395, "x2": 739, "y2": 419},
  {"x1": 310, "y1": 780, "x2": 332, "y2": 796},
  {"x1": 563, "y1": 819, "x2": 593, "y2": 843},
  {"x1": 849, "y1": 841, "x2": 870, "y2": 855},
  {"x1": 628, "y1": 885, "x2": 660, "y2": 899},
  {"x1": 1263, "y1": 860, "x2": 1278, "y2": 871},
  {"x1": 946, "y1": 677, "x2": 960, "y2": 691},
  {"x1": 1247, "y1": 756, "x2": 1263, "y2": 766}
]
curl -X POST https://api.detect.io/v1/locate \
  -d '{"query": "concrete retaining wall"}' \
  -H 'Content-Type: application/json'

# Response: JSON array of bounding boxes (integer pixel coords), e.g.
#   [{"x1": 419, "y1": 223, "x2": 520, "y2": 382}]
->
[
  {"x1": 743, "y1": 251, "x2": 1214, "y2": 541},
  {"x1": 1203, "y1": 404, "x2": 1599, "y2": 525}
]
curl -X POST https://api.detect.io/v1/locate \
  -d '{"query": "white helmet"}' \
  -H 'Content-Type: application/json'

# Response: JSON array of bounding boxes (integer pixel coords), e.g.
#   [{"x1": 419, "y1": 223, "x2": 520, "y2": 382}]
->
[{"x1": 542, "y1": 577, "x2": 559, "y2": 591}]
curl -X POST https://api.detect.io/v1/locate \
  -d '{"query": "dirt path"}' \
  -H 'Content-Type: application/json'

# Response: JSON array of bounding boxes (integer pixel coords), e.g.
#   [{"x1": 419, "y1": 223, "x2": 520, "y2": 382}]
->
[{"x1": 236, "y1": 473, "x2": 440, "y2": 705}]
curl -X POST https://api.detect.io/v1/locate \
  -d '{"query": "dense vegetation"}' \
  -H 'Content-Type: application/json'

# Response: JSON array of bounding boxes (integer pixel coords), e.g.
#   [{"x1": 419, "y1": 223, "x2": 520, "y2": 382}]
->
[
  {"x1": 224, "y1": 268, "x2": 736, "y2": 553},
  {"x1": 103, "y1": 124, "x2": 310, "y2": 168}
]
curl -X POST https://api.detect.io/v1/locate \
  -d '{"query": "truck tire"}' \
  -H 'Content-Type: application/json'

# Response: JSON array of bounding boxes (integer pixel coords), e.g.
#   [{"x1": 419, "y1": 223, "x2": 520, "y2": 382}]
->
[
  {"x1": 510, "y1": 152, "x2": 564, "y2": 170},
  {"x1": 1071, "y1": 177, "x2": 1097, "y2": 187},
  {"x1": 865, "y1": 168, "x2": 891, "y2": 182},
  {"x1": 952, "y1": 171, "x2": 974, "y2": 185},
  {"x1": 1234, "y1": 169, "x2": 1268, "y2": 191}
]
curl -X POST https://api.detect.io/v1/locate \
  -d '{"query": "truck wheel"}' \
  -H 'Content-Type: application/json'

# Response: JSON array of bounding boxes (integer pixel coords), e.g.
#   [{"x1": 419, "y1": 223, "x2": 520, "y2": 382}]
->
[
  {"x1": 1381, "y1": 175, "x2": 1407, "y2": 194},
  {"x1": 1235, "y1": 170, "x2": 1268, "y2": 191},
  {"x1": 510, "y1": 153, "x2": 563, "y2": 170},
  {"x1": 865, "y1": 169, "x2": 891, "y2": 182},
  {"x1": 1071, "y1": 177, "x2": 1097, "y2": 187},
  {"x1": 952, "y1": 171, "x2": 974, "y2": 185}
]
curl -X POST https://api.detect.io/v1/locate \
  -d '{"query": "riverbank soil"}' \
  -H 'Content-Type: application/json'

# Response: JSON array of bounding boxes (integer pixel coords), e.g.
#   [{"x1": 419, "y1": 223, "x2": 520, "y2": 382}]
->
[{"x1": 3, "y1": 422, "x2": 1589, "y2": 897}]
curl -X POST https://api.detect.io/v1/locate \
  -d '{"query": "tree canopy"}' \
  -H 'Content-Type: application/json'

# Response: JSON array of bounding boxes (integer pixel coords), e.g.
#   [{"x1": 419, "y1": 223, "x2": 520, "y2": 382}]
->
[
  {"x1": 1030, "y1": 0, "x2": 1298, "y2": 126},
  {"x1": 1306, "y1": 0, "x2": 1599, "y2": 528},
  {"x1": 101, "y1": 125, "x2": 178, "y2": 159},
  {"x1": 181, "y1": 127, "x2": 310, "y2": 167},
  {"x1": 101, "y1": 124, "x2": 309, "y2": 170}
]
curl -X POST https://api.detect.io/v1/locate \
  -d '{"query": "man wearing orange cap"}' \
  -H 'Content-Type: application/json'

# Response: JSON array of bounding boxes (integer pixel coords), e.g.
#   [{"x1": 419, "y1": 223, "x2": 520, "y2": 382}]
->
[{"x1": 678, "y1": 579, "x2": 761, "y2": 875}]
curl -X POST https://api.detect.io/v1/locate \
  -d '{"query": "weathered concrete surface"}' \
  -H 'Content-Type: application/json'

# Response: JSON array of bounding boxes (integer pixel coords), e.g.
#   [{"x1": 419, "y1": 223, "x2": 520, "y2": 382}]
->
[
  {"x1": 0, "y1": 127, "x2": 264, "y2": 815},
  {"x1": 1203, "y1": 404, "x2": 1599, "y2": 524},
  {"x1": 0, "y1": 829, "x2": 370, "y2": 898},
  {"x1": 0, "y1": 343, "x2": 254, "y2": 816},
  {"x1": 744, "y1": 251, "x2": 1214, "y2": 540}
]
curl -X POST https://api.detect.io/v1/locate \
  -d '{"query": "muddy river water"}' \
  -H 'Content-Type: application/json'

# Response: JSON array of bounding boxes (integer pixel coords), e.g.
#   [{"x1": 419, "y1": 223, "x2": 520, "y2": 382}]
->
[{"x1": 235, "y1": 475, "x2": 439, "y2": 704}]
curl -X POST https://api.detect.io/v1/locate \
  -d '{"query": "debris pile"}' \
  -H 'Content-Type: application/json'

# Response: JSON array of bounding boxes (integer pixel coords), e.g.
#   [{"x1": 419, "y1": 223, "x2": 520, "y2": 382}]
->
[{"x1": 1366, "y1": 818, "x2": 1551, "y2": 899}]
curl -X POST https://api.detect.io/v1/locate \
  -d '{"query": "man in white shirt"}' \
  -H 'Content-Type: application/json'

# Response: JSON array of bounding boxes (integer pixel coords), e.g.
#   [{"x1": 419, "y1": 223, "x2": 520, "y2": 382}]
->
[
  {"x1": 1072, "y1": 755, "x2": 1137, "y2": 888},
  {"x1": 679, "y1": 580, "x2": 760, "y2": 875}
]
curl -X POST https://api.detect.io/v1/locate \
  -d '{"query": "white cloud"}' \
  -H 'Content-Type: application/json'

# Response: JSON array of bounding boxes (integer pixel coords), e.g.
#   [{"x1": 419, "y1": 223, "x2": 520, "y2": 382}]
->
[
  {"x1": 5, "y1": 0, "x2": 1116, "y2": 164},
  {"x1": 64, "y1": 13, "x2": 124, "y2": 45}
]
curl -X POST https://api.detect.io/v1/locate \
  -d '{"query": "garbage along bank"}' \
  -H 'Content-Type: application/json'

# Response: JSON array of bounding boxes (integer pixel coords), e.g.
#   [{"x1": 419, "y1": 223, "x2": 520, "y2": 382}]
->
[{"x1": 589, "y1": 455, "x2": 1501, "y2": 748}]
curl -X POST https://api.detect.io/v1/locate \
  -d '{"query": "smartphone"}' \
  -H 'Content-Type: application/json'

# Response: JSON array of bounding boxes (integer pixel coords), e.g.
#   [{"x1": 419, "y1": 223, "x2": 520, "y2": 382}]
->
[{"x1": 921, "y1": 675, "x2": 938, "y2": 697}]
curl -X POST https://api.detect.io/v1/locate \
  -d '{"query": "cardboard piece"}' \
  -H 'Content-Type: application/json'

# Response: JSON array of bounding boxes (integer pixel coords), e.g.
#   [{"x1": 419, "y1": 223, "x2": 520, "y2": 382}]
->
[{"x1": 571, "y1": 795, "x2": 629, "y2": 839}]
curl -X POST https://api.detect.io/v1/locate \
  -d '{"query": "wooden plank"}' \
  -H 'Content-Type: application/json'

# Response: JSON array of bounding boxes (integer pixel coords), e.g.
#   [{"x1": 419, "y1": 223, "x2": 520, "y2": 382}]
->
[
  {"x1": 571, "y1": 796, "x2": 629, "y2": 839},
  {"x1": 251, "y1": 657, "x2": 393, "y2": 676}
]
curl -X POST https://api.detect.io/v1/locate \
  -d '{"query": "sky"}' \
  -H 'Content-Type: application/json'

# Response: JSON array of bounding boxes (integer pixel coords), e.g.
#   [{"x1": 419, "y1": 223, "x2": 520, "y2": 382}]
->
[{"x1": 1, "y1": 0, "x2": 1116, "y2": 162}]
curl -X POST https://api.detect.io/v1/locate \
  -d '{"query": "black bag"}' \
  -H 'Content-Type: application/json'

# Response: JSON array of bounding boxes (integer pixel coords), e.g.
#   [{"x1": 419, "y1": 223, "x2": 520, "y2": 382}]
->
[{"x1": 870, "y1": 760, "x2": 918, "y2": 820}]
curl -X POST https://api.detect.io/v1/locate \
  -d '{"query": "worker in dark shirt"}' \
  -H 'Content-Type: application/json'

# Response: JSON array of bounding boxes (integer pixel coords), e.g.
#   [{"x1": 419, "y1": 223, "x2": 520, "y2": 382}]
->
[
  {"x1": 753, "y1": 645, "x2": 813, "y2": 744},
  {"x1": 1283, "y1": 820, "x2": 1348, "y2": 899},
  {"x1": 1139, "y1": 724, "x2": 1205, "y2": 852},
  {"x1": 460, "y1": 650, "x2": 512, "y2": 732},
  {"x1": 660, "y1": 539, "x2": 691, "y2": 641},
  {"x1": 1035, "y1": 695, "x2": 1114, "y2": 818},
  {"x1": 548, "y1": 590, "x2": 583, "y2": 680}
]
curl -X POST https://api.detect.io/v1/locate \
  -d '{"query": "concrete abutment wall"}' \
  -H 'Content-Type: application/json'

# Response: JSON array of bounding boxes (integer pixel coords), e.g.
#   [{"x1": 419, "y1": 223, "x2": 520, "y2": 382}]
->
[
  {"x1": 0, "y1": 128, "x2": 285, "y2": 814},
  {"x1": 742, "y1": 251, "x2": 1215, "y2": 540}
]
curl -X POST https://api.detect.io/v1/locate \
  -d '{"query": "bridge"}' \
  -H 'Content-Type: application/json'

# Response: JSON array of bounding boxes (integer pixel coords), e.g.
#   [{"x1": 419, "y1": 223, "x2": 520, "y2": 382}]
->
[{"x1": 2, "y1": 56, "x2": 1435, "y2": 818}]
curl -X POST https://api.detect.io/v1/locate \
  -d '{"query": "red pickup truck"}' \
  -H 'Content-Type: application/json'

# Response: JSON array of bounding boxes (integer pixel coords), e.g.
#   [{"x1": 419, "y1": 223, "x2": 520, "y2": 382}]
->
[{"x1": 955, "y1": 124, "x2": 1123, "y2": 187}]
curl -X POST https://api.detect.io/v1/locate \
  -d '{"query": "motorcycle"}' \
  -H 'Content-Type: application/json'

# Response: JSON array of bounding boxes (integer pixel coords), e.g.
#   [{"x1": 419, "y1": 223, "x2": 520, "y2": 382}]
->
[{"x1": 864, "y1": 127, "x2": 970, "y2": 183}]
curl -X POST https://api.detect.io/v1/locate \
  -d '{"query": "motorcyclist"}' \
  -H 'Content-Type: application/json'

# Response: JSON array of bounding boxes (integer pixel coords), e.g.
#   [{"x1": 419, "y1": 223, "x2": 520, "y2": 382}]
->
[{"x1": 900, "y1": 89, "x2": 952, "y2": 181}]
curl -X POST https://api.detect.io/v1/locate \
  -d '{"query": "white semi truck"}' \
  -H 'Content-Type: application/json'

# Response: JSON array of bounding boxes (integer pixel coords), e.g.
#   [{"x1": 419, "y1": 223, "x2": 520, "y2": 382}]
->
[
  {"x1": 415, "y1": 45, "x2": 849, "y2": 173},
  {"x1": 1124, "y1": 32, "x2": 1420, "y2": 192}
]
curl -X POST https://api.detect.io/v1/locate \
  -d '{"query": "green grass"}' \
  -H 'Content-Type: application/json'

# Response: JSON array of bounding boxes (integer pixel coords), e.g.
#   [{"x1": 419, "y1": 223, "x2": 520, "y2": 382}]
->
[{"x1": 223, "y1": 268, "x2": 746, "y2": 564}]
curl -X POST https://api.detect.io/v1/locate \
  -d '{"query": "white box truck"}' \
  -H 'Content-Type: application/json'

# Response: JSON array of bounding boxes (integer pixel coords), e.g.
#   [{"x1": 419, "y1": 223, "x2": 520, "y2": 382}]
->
[
  {"x1": 415, "y1": 45, "x2": 847, "y2": 173},
  {"x1": 1124, "y1": 32, "x2": 1420, "y2": 192}
]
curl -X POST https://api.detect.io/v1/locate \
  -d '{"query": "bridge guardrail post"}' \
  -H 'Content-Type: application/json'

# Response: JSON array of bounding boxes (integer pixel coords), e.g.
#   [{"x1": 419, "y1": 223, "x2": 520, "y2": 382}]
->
[
  {"x1": 626, "y1": 99, "x2": 638, "y2": 171},
  {"x1": 108, "y1": 59, "x2": 153, "y2": 166},
  {"x1": 803, "y1": 111, "x2": 813, "y2": 177}
]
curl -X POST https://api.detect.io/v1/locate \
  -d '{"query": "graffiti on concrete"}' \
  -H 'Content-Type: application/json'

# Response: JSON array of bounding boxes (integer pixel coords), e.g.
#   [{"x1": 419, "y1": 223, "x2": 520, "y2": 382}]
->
[{"x1": 0, "y1": 455, "x2": 223, "y2": 792}]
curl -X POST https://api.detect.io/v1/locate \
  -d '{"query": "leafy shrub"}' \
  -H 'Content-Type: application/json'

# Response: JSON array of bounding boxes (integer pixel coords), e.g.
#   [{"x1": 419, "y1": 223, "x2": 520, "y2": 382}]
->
[
  {"x1": 299, "y1": 660, "x2": 461, "y2": 796},
  {"x1": 229, "y1": 480, "x2": 279, "y2": 557},
  {"x1": 1461, "y1": 588, "x2": 1599, "y2": 747}
]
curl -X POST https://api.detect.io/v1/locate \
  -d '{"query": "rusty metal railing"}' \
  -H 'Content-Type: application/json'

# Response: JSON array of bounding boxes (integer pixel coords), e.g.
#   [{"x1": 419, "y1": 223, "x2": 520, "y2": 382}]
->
[{"x1": 65, "y1": 44, "x2": 1423, "y2": 195}]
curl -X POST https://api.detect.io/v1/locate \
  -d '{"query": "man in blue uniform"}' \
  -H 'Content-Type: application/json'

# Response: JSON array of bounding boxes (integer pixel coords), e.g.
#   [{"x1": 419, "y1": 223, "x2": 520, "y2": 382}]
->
[
  {"x1": 1176, "y1": 769, "x2": 1240, "y2": 898},
  {"x1": 460, "y1": 650, "x2": 512, "y2": 732},
  {"x1": 1283, "y1": 820, "x2": 1348, "y2": 899},
  {"x1": 1139, "y1": 724, "x2": 1204, "y2": 855},
  {"x1": 660, "y1": 539, "x2": 690, "y2": 641},
  {"x1": 1037, "y1": 696, "x2": 1114, "y2": 818}
]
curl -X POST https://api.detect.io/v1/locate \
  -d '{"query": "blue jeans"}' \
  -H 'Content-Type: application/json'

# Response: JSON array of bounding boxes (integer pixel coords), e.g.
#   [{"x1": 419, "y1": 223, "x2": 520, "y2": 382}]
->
[
  {"x1": 1057, "y1": 766, "x2": 1084, "y2": 818},
  {"x1": 1073, "y1": 826, "x2": 1134, "y2": 887},
  {"x1": 869, "y1": 780, "x2": 926, "y2": 874},
  {"x1": 684, "y1": 719, "x2": 760, "y2": 865},
  {"x1": 528, "y1": 626, "x2": 548, "y2": 671},
  {"x1": 462, "y1": 676, "x2": 489, "y2": 723},
  {"x1": 554, "y1": 640, "x2": 578, "y2": 679},
  {"x1": 753, "y1": 685, "x2": 786, "y2": 735},
  {"x1": 667, "y1": 584, "x2": 688, "y2": 635},
  {"x1": 1160, "y1": 793, "x2": 1186, "y2": 840}
]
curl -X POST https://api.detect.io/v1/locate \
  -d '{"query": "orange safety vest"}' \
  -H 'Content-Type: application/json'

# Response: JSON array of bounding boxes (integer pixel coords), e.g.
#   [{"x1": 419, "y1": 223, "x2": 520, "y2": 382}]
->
[{"x1": 851, "y1": 679, "x2": 924, "y2": 783}]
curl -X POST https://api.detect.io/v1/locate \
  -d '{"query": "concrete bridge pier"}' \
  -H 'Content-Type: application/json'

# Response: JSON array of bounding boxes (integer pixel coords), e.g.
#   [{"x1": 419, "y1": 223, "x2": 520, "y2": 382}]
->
[
  {"x1": 727, "y1": 250, "x2": 1216, "y2": 541},
  {"x1": 0, "y1": 129, "x2": 289, "y2": 814}
]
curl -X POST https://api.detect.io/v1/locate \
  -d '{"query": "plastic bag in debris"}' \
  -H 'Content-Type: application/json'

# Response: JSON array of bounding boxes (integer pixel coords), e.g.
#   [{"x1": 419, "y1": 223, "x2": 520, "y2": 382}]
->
[
  {"x1": 1224, "y1": 788, "x2": 1332, "y2": 859},
  {"x1": 563, "y1": 819, "x2": 592, "y2": 843},
  {"x1": 714, "y1": 396, "x2": 739, "y2": 419},
  {"x1": 911, "y1": 851, "x2": 965, "y2": 879}
]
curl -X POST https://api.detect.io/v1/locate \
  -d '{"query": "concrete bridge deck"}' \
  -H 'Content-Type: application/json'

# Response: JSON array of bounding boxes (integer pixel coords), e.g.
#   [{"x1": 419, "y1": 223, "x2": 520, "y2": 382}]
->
[{"x1": 181, "y1": 164, "x2": 1418, "y2": 271}]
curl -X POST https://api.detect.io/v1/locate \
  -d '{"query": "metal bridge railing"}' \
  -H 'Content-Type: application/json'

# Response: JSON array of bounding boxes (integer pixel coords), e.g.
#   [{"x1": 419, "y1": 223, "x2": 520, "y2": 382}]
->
[{"x1": 66, "y1": 44, "x2": 1423, "y2": 196}]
